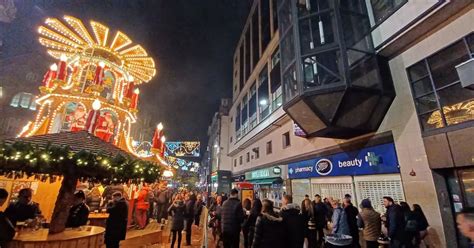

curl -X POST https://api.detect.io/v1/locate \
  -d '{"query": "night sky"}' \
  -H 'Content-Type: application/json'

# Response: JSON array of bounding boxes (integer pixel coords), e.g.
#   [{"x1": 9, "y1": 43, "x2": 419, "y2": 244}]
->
[{"x1": 2, "y1": 0, "x2": 251, "y2": 146}]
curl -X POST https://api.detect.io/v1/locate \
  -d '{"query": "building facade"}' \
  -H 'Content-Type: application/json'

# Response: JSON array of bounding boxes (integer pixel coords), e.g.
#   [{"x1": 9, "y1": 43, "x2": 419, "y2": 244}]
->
[
  {"x1": 226, "y1": 0, "x2": 473, "y2": 247},
  {"x1": 205, "y1": 98, "x2": 233, "y2": 194}
]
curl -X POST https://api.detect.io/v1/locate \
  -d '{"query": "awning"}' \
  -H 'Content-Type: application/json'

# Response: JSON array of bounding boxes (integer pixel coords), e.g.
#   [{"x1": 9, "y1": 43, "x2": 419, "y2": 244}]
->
[{"x1": 248, "y1": 177, "x2": 283, "y2": 185}]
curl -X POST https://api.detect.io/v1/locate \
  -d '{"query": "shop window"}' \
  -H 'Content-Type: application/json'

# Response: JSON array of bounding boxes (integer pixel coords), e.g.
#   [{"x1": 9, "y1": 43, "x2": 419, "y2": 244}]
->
[
  {"x1": 282, "y1": 132, "x2": 291, "y2": 148},
  {"x1": 356, "y1": 179, "x2": 405, "y2": 213},
  {"x1": 407, "y1": 35, "x2": 474, "y2": 131},
  {"x1": 369, "y1": 0, "x2": 407, "y2": 25},
  {"x1": 246, "y1": 152, "x2": 250, "y2": 162},
  {"x1": 266, "y1": 140, "x2": 272, "y2": 154}
]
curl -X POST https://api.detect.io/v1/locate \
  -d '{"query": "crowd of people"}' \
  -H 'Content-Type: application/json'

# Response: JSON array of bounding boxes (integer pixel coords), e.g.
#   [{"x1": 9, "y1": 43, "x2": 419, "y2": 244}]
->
[{"x1": 205, "y1": 190, "x2": 433, "y2": 248}]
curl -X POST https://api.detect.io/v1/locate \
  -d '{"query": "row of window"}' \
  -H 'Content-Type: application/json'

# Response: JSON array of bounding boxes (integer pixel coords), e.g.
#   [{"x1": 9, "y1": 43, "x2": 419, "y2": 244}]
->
[
  {"x1": 10, "y1": 92, "x2": 37, "y2": 110},
  {"x1": 235, "y1": 49, "x2": 282, "y2": 141},
  {"x1": 235, "y1": 0, "x2": 279, "y2": 94},
  {"x1": 407, "y1": 33, "x2": 474, "y2": 131},
  {"x1": 234, "y1": 131, "x2": 291, "y2": 167}
]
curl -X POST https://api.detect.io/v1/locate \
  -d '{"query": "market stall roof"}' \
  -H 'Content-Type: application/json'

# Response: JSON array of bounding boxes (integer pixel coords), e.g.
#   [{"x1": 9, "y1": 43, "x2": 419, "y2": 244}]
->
[{"x1": 4, "y1": 131, "x2": 135, "y2": 158}]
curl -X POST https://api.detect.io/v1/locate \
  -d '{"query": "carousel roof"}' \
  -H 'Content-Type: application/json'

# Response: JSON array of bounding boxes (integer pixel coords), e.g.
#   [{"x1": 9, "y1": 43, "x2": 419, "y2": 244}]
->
[{"x1": 4, "y1": 131, "x2": 134, "y2": 158}]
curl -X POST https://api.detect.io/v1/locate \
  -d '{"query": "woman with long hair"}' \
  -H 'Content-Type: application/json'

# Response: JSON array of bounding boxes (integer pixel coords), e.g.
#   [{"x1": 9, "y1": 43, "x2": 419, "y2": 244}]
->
[
  {"x1": 209, "y1": 195, "x2": 223, "y2": 245},
  {"x1": 302, "y1": 198, "x2": 317, "y2": 248},
  {"x1": 243, "y1": 198, "x2": 261, "y2": 248},
  {"x1": 413, "y1": 204, "x2": 429, "y2": 247},
  {"x1": 242, "y1": 198, "x2": 252, "y2": 248},
  {"x1": 252, "y1": 199, "x2": 286, "y2": 248}
]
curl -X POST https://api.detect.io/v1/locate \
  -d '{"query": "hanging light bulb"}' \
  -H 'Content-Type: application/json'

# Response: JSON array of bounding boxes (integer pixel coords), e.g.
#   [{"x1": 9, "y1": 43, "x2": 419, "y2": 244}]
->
[
  {"x1": 98, "y1": 61, "x2": 105, "y2": 68},
  {"x1": 157, "y1": 122, "x2": 163, "y2": 131},
  {"x1": 92, "y1": 99, "x2": 101, "y2": 110},
  {"x1": 60, "y1": 54, "x2": 68, "y2": 61},
  {"x1": 161, "y1": 136, "x2": 166, "y2": 143},
  {"x1": 50, "y1": 63, "x2": 58, "y2": 71}
]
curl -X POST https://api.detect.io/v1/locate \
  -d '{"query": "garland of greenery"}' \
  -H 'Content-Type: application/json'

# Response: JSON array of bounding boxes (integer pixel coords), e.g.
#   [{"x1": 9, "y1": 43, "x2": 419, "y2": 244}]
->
[{"x1": 0, "y1": 141, "x2": 161, "y2": 183}]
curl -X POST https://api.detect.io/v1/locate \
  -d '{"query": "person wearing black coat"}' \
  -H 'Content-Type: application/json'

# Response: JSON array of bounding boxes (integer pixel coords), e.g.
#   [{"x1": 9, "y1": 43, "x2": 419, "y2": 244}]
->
[
  {"x1": 5, "y1": 188, "x2": 42, "y2": 227},
  {"x1": 302, "y1": 198, "x2": 317, "y2": 248},
  {"x1": 194, "y1": 195, "x2": 204, "y2": 226},
  {"x1": 105, "y1": 192, "x2": 128, "y2": 248},
  {"x1": 221, "y1": 189, "x2": 245, "y2": 248},
  {"x1": 280, "y1": 195, "x2": 304, "y2": 248},
  {"x1": 168, "y1": 197, "x2": 186, "y2": 248},
  {"x1": 344, "y1": 198, "x2": 360, "y2": 248},
  {"x1": 252, "y1": 199, "x2": 286, "y2": 248},
  {"x1": 313, "y1": 194, "x2": 328, "y2": 248},
  {"x1": 65, "y1": 191, "x2": 90, "y2": 228},
  {"x1": 384, "y1": 197, "x2": 406, "y2": 248},
  {"x1": 242, "y1": 198, "x2": 262, "y2": 248},
  {"x1": 241, "y1": 198, "x2": 252, "y2": 248},
  {"x1": 184, "y1": 193, "x2": 196, "y2": 246},
  {"x1": 0, "y1": 188, "x2": 15, "y2": 248}
]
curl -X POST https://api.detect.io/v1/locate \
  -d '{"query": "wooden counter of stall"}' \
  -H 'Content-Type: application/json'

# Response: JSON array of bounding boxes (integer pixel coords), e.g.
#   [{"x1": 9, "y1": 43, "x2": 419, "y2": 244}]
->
[{"x1": 8, "y1": 226, "x2": 105, "y2": 248}]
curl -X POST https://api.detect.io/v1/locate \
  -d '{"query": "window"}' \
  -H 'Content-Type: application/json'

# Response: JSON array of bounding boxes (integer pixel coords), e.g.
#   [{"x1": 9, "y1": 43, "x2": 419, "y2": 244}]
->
[
  {"x1": 245, "y1": 29, "x2": 251, "y2": 82},
  {"x1": 239, "y1": 156, "x2": 243, "y2": 165},
  {"x1": 282, "y1": 132, "x2": 291, "y2": 148},
  {"x1": 271, "y1": 0, "x2": 278, "y2": 34},
  {"x1": 235, "y1": 104, "x2": 241, "y2": 133},
  {"x1": 234, "y1": 159, "x2": 237, "y2": 167},
  {"x1": 253, "y1": 147, "x2": 260, "y2": 159},
  {"x1": 10, "y1": 92, "x2": 36, "y2": 110},
  {"x1": 240, "y1": 45, "x2": 245, "y2": 91},
  {"x1": 369, "y1": 0, "x2": 407, "y2": 25},
  {"x1": 252, "y1": 6, "x2": 260, "y2": 69},
  {"x1": 261, "y1": 0, "x2": 271, "y2": 52},
  {"x1": 230, "y1": 136, "x2": 233, "y2": 143},
  {"x1": 246, "y1": 152, "x2": 250, "y2": 162},
  {"x1": 258, "y1": 67, "x2": 270, "y2": 119},
  {"x1": 270, "y1": 49, "x2": 282, "y2": 109},
  {"x1": 249, "y1": 83, "x2": 257, "y2": 129},
  {"x1": 407, "y1": 35, "x2": 474, "y2": 131},
  {"x1": 266, "y1": 141, "x2": 272, "y2": 154}
]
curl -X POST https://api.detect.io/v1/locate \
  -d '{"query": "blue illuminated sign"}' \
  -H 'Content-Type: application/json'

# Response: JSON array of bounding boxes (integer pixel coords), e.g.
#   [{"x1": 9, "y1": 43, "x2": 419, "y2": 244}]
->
[{"x1": 288, "y1": 143, "x2": 399, "y2": 179}]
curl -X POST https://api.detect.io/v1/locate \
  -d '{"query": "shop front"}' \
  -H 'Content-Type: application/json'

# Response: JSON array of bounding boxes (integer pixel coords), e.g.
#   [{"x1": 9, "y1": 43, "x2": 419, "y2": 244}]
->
[
  {"x1": 210, "y1": 170, "x2": 232, "y2": 194},
  {"x1": 289, "y1": 142, "x2": 404, "y2": 213},
  {"x1": 245, "y1": 166, "x2": 287, "y2": 208}
]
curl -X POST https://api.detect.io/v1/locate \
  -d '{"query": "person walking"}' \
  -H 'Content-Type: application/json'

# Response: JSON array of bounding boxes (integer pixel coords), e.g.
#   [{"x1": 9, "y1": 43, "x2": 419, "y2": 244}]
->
[
  {"x1": 331, "y1": 199, "x2": 350, "y2": 236},
  {"x1": 302, "y1": 198, "x2": 317, "y2": 248},
  {"x1": 243, "y1": 198, "x2": 261, "y2": 248},
  {"x1": 252, "y1": 199, "x2": 286, "y2": 248},
  {"x1": 313, "y1": 194, "x2": 328, "y2": 248},
  {"x1": 412, "y1": 204, "x2": 429, "y2": 247},
  {"x1": 220, "y1": 189, "x2": 244, "y2": 248},
  {"x1": 344, "y1": 197, "x2": 360, "y2": 247},
  {"x1": 135, "y1": 184, "x2": 151, "y2": 229},
  {"x1": 209, "y1": 195, "x2": 223, "y2": 245},
  {"x1": 0, "y1": 188, "x2": 15, "y2": 248},
  {"x1": 168, "y1": 195, "x2": 186, "y2": 248},
  {"x1": 65, "y1": 190, "x2": 90, "y2": 228},
  {"x1": 104, "y1": 192, "x2": 128, "y2": 248},
  {"x1": 242, "y1": 198, "x2": 252, "y2": 248},
  {"x1": 184, "y1": 193, "x2": 196, "y2": 246},
  {"x1": 280, "y1": 195, "x2": 304, "y2": 248},
  {"x1": 383, "y1": 196, "x2": 405, "y2": 248},
  {"x1": 194, "y1": 194, "x2": 204, "y2": 227},
  {"x1": 357, "y1": 199, "x2": 381, "y2": 248}
]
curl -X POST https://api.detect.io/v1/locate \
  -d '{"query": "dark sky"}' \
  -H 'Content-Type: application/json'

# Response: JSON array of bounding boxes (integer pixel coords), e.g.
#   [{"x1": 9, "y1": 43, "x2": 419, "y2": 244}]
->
[{"x1": 2, "y1": 0, "x2": 251, "y2": 145}]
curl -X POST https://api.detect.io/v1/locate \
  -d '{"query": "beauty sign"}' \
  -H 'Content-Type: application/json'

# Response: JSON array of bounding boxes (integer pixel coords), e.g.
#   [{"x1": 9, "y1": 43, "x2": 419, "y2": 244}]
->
[{"x1": 288, "y1": 142, "x2": 400, "y2": 179}]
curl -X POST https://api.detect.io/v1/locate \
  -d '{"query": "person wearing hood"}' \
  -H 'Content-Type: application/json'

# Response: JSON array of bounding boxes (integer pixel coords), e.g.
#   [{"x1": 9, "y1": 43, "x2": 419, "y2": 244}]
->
[
  {"x1": 168, "y1": 195, "x2": 186, "y2": 248},
  {"x1": 357, "y1": 199, "x2": 381, "y2": 248},
  {"x1": 65, "y1": 190, "x2": 90, "y2": 228},
  {"x1": 280, "y1": 195, "x2": 304, "y2": 248},
  {"x1": 105, "y1": 192, "x2": 128, "y2": 248},
  {"x1": 252, "y1": 199, "x2": 286, "y2": 248},
  {"x1": 135, "y1": 184, "x2": 151, "y2": 229}
]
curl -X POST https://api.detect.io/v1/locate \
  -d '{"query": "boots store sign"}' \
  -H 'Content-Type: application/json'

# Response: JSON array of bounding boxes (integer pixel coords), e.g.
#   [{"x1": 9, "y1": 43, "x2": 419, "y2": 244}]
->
[{"x1": 288, "y1": 143, "x2": 400, "y2": 179}]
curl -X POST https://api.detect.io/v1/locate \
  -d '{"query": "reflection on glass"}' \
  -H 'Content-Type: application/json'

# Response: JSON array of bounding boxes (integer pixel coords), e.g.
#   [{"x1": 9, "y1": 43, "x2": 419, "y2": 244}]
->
[
  {"x1": 462, "y1": 170, "x2": 474, "y2": 207},
  {"x1": 422, "y1": 110, "x2": 444, "y2": 130}
]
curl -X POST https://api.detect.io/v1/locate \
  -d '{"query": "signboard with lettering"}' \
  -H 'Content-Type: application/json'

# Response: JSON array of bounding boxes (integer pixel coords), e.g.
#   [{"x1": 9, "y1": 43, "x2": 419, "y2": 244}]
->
[
  {"x1": 288, "y1": 143, "x2": 399, "y2": 179},
  {"x1": 246, "y1": 166, "x2": 282, "y2": 180}
]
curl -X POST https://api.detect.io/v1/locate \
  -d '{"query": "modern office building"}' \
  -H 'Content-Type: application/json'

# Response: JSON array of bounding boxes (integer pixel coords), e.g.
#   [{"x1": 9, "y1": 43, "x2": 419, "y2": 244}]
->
[{"x1": 226, "y1": 0, "x2": 473, "y2": 247}]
